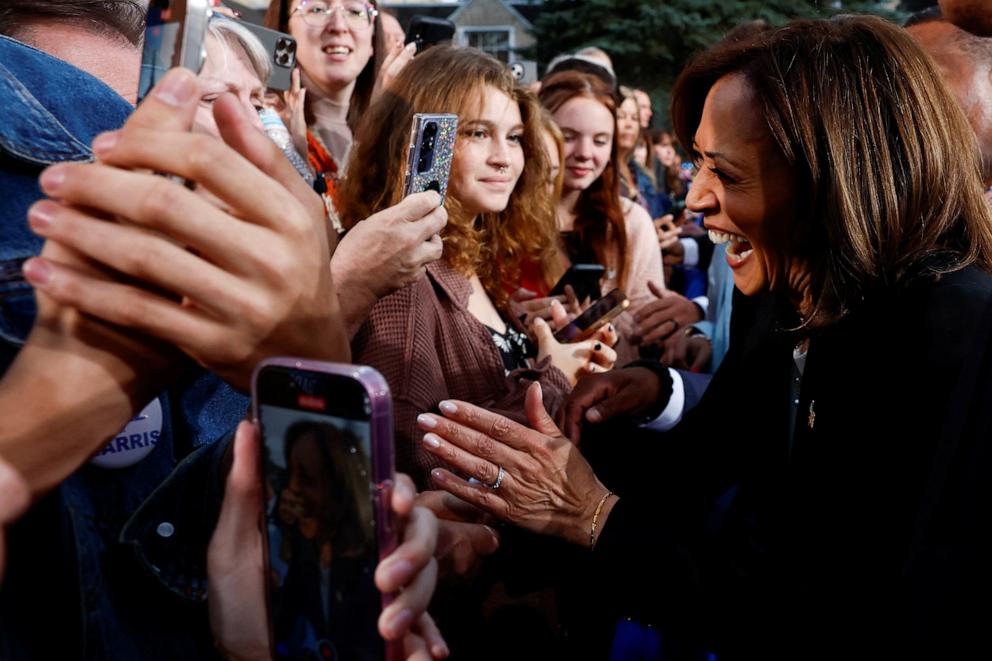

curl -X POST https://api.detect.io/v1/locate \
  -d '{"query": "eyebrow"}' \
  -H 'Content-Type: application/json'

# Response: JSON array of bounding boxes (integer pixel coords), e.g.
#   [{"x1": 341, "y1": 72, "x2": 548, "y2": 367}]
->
[
  {"x1": 463, "y1": 119, "x2": 526, "y2": 132},
  {"x1": 692, "y1": 141, "x2": 746, "y2": 170}
]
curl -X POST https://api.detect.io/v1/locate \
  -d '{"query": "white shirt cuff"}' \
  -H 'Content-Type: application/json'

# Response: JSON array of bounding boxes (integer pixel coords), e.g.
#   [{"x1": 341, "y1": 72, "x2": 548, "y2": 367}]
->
[
  {"x1": 680, "y1": 238, "x2": 699, "y2": 268},
  {"x1": 641, "y1": 368, "x2": 684, "y2": 432}
]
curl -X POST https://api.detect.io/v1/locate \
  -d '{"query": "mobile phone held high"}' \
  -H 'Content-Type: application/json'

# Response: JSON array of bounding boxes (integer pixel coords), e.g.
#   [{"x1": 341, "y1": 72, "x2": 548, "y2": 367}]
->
[
  {"x1": 403, "y1": 113, "x2": 458, "y2": 202},
  {"x1": 139, "y1": 0, "x2": 211, "y2": 103}
]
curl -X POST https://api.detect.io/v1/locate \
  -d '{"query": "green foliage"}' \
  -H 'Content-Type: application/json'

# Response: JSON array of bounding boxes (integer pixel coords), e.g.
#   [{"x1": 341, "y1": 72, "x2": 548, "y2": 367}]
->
[{"x1": 526, "y1": 0, "x2": 906, "y2": 123}]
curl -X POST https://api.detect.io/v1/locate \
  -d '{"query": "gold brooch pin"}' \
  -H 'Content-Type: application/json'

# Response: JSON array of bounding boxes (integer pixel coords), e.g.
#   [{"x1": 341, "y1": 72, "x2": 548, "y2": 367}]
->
[{"x1": 807, "y1": 400, "x2": 816, "y2": 429}]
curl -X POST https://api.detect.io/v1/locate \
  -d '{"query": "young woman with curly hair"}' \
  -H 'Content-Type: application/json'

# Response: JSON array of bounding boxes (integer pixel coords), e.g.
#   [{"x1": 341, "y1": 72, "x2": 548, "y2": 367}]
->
[{"x1": 338, "y1": 45, "x2": 615, "y2": 485}]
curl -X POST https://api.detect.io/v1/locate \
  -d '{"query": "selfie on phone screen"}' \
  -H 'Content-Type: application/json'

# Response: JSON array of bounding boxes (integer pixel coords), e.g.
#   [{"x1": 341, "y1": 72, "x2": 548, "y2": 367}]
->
[{"x1": 256, "y1": 362, "x2": 392, "y2": 661}]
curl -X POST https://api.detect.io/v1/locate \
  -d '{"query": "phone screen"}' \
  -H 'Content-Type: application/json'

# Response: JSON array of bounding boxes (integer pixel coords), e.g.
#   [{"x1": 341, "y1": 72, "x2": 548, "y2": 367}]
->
[
  {"x1": 554, "y1": 288, "x2": 629, "y2": 343},
  {"x1": 256, "y1": 365, "x2": 387, "y2": 661},
  {"x1": 139, "y1": 0, "x2": 209, "y2": 102}
]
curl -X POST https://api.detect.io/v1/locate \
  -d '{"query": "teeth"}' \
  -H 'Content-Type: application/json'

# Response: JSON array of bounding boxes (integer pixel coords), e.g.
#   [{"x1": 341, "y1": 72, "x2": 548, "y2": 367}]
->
[
  {"x1": 324, "y1": 46, "x2": 350, "y2": 55},
  {"x1": 708, "y1": 229, "x2": 743, "y2": 245},
  {"x1": 727, "y1": 248, "x2": 753, "y2": 264}
]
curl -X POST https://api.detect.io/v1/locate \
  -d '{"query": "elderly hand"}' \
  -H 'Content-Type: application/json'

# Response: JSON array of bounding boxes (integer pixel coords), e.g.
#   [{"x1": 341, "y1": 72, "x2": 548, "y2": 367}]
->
[
  {"x1": 332, "y1": 191, "x2": 447, "y2": 336},
  {"x1": 415, "y1": 383, "x2": 614, "y2": 548},
  {"x1": 558, "y1": 367, "x2": 669, "y2": 444},
  {"x1": 208, "y1": 421, "x2": 448, "y2": 660},
  {"x1": 24, "y1": 68, "x2": 349, "y2": 391},
  {"x1": 629, "y1": 281, "x2": 703, "y2": 347},
  {"x1": 532, "y1": 318, "x2": 616, "y2": 385}
]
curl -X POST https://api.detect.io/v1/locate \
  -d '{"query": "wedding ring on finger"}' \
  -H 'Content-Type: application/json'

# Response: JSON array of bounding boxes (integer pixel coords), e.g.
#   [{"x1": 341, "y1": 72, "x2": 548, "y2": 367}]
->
[{"x1": 487, "y1": 465, "x2": 506, "y2": 490}]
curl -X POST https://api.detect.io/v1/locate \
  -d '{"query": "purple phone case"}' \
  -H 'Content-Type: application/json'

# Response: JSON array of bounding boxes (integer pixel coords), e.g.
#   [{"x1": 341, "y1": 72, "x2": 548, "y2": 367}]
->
[{"x1": 251, "y1": 357, "x2": 398, "y2": 659}]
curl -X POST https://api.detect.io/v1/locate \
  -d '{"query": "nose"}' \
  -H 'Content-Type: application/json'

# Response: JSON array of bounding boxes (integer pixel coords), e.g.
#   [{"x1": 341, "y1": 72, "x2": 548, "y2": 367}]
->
[
  {"x1": 489, "y1": 136, "x2": 511, "y2": 170},
  {"x1": 571, "y1": 136, "x2": 593, "y2": 161},
  {"x1": 324, "y1": 4, "x2": 348, "y2": 31},
  {"x1": 685, "y1": 167, "x2": 717, "y2": 216}
]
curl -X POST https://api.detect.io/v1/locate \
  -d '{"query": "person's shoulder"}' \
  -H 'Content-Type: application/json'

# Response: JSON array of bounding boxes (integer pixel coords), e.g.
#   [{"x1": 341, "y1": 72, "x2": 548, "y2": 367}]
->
[{"x1": 621, "y1": 199, "x2": 654, "y2": 234}]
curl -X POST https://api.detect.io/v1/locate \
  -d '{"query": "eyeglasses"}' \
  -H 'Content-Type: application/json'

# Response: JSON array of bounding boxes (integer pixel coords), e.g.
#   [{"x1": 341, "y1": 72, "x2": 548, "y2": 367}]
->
[{"x1": 292, "y1": 1, "x2": 377, "y2": 30}]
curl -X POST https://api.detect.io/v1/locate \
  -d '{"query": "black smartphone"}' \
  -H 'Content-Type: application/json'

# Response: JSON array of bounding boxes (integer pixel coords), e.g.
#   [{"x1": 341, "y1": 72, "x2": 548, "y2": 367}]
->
[
  {"x1": 241, "y1": 22, "x2": 298, "y2": 91},
  {"x1": 405, "y1": 15, "x2": 455, "y2": 52},
  {"x1": 548, "y1": 263, "x2": 605, "y2": 301},
  {"x1": 253, "y1": 358, "x2": 398, "y2": 661},
  {"x1": 403, "y1": 113, "x2": 458, "y2": 201},
  {"x1": 553, "y1": 288, "x2": 629, "y2": 343},
  {"x1": 139, "y1": 0, "x2": 211, "y2": 103}
]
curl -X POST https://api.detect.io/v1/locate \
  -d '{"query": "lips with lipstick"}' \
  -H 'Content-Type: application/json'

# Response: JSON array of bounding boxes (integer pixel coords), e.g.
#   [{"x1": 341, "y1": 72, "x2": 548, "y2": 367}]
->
[{"x1": 709, "y1": 229, "x2": 754, "y2": 266}]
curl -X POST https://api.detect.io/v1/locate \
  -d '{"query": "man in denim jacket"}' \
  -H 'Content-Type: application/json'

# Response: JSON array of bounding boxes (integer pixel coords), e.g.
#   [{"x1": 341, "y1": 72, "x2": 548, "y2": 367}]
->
[
  {"x1": 0, "y1": 4, "x2": 312, "y2": 658},
  {"x1": 0, "y1": 5, "x2": 255, "y2": 659}
]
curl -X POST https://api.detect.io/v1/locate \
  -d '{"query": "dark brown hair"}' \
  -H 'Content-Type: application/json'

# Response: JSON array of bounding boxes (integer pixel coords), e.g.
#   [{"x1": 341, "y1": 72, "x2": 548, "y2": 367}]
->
[
  {"x1": 540, "y1": 71, "x2": 630, "y2": 292},
  {"x1": 337, "y1": 45, "x2": 560, "y2": 311},
  {"x1": 672, "y1": 14, "x2": 992, "y2": 330},
  {"x1": 264, "y1": 0, "x2": 384, "y2": 132},
  {"x1": 0, "y1": 0, "x2": 145, "y2": 46}
]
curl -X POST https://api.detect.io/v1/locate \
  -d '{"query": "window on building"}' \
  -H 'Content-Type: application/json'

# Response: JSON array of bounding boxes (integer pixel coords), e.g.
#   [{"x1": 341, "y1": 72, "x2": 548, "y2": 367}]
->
[{"x1": 463, "y1": 29, "x2": 512, "y2": 63}]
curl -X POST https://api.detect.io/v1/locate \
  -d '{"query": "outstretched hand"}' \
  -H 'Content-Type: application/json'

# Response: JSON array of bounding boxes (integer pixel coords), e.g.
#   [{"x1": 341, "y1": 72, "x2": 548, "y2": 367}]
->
[{"x1": 416, "y1": 383, "x2": 610, "y2": 547}]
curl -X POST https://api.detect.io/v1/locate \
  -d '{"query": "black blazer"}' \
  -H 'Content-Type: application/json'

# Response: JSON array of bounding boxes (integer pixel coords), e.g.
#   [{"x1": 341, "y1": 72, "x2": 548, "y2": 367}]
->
[{"x1": 590, "y1": 266, "x2": 992, "y2": 659}]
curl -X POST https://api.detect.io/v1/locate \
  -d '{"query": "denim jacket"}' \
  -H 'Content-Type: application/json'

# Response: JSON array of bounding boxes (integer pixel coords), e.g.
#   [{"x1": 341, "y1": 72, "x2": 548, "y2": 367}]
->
[{"x1": 0, "y1": 36, "x2": 248, "y2": 660}]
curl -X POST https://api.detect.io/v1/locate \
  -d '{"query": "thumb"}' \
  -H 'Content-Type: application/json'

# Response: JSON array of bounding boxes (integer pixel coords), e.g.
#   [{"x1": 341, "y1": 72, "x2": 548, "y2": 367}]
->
[
  {"x1": 531, "y1": 316, "x2": 556, "y2": 347},
  {"x1": 648, "y1": 280, "x2": 666, "y2": 299},
  {"x1": 549, "y1": 299, "x2": 569, "y2": 328},
  {"x1": 524, "y1": 382, "x2": 561, "y2": 437},
  {"x1": 210, "y1": 421, "x2": 263, "y2": 558},
  {"x1": 131, "y1": 67, "x2": 201, "y2": 132}
]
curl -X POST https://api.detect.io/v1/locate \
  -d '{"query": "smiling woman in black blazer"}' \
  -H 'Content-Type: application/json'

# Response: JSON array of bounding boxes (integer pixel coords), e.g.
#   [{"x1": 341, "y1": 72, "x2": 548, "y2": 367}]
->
[{"x1": 409, "y1": 15, "x2": 992, "y2": 659}]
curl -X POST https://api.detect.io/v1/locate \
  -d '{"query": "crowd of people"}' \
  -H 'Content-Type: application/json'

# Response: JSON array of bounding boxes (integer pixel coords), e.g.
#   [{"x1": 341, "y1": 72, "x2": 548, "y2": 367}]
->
[{"x1": 1, "y1": 0, "x2": 990, "y2": 659}]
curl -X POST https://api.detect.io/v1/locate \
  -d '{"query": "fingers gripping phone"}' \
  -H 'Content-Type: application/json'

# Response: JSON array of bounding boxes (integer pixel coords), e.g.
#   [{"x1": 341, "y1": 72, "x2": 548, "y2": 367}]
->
[
  {"x1": 403, "y1": 113, "x2": 458, "y2": 201},
  {"x1": 253, "y1": 359, "x2": 397, "y2": 661},
  {"x1": 553, "y1": 288, "x2": 629, "y2": 343},
  {"x1": 548, "y1": 263, "x2": 606, "y2": 302},
  {"x1": 139, "y1": 0, "x2": 211, "y2": 103}
]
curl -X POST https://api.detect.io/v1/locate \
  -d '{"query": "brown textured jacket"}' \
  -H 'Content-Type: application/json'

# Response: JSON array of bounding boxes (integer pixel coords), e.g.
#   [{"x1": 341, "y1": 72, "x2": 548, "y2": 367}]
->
[{"x1": 352, "y1": 260, "x2": 572, "y2": 488}]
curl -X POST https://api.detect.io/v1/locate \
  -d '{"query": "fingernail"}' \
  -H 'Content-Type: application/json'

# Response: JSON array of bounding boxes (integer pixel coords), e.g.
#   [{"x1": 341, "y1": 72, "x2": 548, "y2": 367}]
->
[
  {"x1": 383, "y1": 558, "x2": 413, "y2": 587},
  {"x1": 405, "y1": 41, "x2": 416, "y2": 53},
  {"x1": 154, "y1": 69, "x2": 197, "y2": 106},
  {"x1": 394, "y1": 478, "x2": 415, "y2": 502},
  {"x1": 416, "y1": 414, "x2": 437, "y2": 429},
  {"x1": 586, "y1": 408, "x2": 602, "y2": 423},
  {"x1": 431, "y1": 468, "x2": 446, "y2": 483},
  {"x1": 433, "y1": 642, "x2": 450, "y2": 659},
  {"x1": 22, "y1": 258, "x2": 52, "y2": 286},
  {"x1": 385, "y1": 608, "x2": 414, "y2": 638},
  {"x1": 439, "y1": 401, "x2": 457, "y2": 415},
  {"x1": 39, "y1": 164, "x2": 66, "y2": 192},
  {"x1": 422, "y1": 433, "x2": 441, "y2": 449},
  {"x1": 594, "y1": 342, "x2": 602, "y2": 351},
  {"x1": 550, "y1": 299, "x2": 562, "y2": 307},
  {"x1": 91, "y1": 131, "x2": 118, "y2": 156},
  {"x1": 27, "y1": 202, "x2": 55, "y2": 232}
]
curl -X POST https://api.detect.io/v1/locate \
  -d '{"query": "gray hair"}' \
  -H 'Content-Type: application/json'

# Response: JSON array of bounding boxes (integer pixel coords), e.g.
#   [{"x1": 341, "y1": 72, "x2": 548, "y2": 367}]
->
[{"x1": 207, "y1": 17, "x2": 271, "y2": 86}]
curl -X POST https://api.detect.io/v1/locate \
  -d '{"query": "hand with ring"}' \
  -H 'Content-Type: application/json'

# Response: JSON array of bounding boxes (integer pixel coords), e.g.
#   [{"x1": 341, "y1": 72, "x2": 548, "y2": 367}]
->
[
  {"x1": 415, "y1": 383, "x2": 615, "y2": 547},
  {"x1": 629, "y1": 281, "x2": 703, "y2": 347}
]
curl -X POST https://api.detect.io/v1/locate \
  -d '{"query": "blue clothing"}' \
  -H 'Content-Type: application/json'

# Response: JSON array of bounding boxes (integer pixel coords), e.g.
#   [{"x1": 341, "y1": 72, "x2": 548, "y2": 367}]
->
[
  {"x1": 691, "y1": 245, "x2": 733, "y2": 372},
  {"x1": 0, "y1": 35, "x2": 247, "y2": 660}
]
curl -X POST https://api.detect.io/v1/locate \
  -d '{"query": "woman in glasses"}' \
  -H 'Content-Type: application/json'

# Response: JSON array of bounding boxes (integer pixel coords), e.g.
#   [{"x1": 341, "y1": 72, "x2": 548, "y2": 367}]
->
[{"x1": 265, "y1": 0, "x2": 384, "y2": 190}]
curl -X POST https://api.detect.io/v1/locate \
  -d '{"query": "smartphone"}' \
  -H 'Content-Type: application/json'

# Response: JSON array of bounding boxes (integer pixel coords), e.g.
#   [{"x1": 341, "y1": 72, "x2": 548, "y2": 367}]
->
[
  {"x1": 403, "y1": 113, "x2": 458, "y2": 201},
  {"x1": 139, "y1": 0, "x2": 211, "y2": 103},
  {"x1": 241, "y1": 22, "x2": 297, "y2": 92},
  {"x1": 253, "y1": 358, "x2": 397, "y2": 661},
  {"x1": 553, "y1": 288, "x2": 629, "y2": 343},
  {"x1": 548, "y1": 263, "x2": 606, "y2": 302},
  {"x1": 404, "y1": 15, "x2": 455, "y2": 52}
]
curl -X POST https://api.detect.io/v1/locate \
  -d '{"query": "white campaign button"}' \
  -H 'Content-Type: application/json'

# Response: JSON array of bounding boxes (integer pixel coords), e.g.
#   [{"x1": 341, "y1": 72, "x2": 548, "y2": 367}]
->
[{"x1": 90, "y1": 398, "x2": 163, "y2": 469}]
